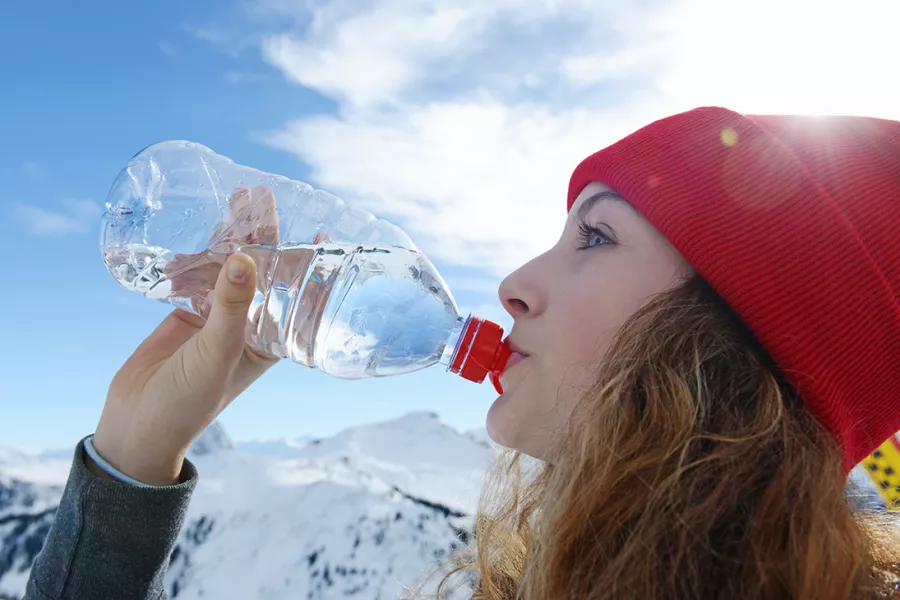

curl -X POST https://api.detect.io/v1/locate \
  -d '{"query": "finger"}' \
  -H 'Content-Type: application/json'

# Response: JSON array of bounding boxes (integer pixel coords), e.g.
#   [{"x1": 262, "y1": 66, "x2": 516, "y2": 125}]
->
[
  {"x1": 209, "y1": 187, "x2": 251, "y2": 247},
  {"x1": 249, "y1": 186, "x2": 280, "y2": 244},
  {"x1": 172, "y1": 308, "x2": 206, "y2": 330},
  {"x1": 221, "y1": 345, "x2": 279, "y2": 408},
  {"x1": 228, "y1": 187, "x2": 252, "y2": 220},
  {"x1": 229, "y1": 187, "x2": 255, "y2": 244},
  {"x1": 113, "y1": 310, "x2": 205, "y2": 392},
  {"x1": 168, "y1": 255, "x2": 223, "y2": 309},
  {"x1": 196, "y1": 253, "x2": 257, "y2": 369},
  {"x1": 133, "y1": 310, "x2": 202, "y2": 357}
]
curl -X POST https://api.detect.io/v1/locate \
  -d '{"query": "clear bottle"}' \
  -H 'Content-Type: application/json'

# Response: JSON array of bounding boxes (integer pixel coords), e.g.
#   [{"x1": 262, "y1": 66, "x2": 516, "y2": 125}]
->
[{"x1": 100, "y1": 141, "x2": 510, "y2": 390}]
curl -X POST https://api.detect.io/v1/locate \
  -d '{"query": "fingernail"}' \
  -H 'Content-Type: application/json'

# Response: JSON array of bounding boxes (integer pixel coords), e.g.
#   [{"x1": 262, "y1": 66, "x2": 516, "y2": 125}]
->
[{"x1": 227, "y1": 257, "x2": 250, "y2": 284}]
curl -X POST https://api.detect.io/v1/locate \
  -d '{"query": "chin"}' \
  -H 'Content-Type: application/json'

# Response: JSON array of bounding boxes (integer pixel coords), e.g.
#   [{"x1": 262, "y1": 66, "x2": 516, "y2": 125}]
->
[
  {"x1": 485, "y1": 400, "x2": 531, "y2": 456},
  {"x1": 485, "y1": 401, "x2": 507, "y2": 447},
  {"x1": 486, "y1": 404, "x2": 562, "y2": 464},
  {"x1": 485, "y1": 394, "x2": 517, "y2": 450}
]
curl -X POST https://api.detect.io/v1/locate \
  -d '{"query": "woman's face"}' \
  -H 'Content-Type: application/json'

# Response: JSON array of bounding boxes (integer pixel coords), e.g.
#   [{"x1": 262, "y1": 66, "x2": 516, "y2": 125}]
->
[{"x1": 488, "y1": 181, "x2": 694, "y2": 460}]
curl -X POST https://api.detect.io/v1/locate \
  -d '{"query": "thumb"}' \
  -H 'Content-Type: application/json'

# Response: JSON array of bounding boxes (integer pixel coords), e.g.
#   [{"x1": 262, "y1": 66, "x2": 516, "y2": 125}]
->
[{"x1": 197, "y1": 253, "x2": 258, "y2": 366}]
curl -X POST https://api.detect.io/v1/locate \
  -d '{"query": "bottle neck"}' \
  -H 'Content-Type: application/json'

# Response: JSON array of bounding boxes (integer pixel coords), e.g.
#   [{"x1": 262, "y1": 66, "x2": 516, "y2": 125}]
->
[
  {"x1": 440, "y1": 315, "x2": 468, "y2": 369},
  {"x1": 443, "y1": 315, "x2": 510, "y2": 392}
]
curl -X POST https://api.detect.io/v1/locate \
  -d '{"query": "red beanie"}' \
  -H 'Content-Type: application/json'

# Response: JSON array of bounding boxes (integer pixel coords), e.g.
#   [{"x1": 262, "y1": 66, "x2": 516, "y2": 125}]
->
[{"x1": 568, "y1": 106, "x2": 900, "y2": 472}]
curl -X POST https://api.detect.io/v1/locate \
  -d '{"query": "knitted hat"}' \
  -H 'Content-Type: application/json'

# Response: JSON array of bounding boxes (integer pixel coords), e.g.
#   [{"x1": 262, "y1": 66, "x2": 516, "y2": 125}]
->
[{"x1": 568, "y1": 106, "x2": 900, "y2": 472}]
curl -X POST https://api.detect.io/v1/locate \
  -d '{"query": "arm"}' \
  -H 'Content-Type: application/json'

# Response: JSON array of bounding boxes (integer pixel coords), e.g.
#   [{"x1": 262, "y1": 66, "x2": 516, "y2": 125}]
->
[
  {"x1": 22, "y1": 249, "x2": 275, "y2": 598},
  {"x1": 23, "y1": 437, "x2": 197, "y2": 600}
]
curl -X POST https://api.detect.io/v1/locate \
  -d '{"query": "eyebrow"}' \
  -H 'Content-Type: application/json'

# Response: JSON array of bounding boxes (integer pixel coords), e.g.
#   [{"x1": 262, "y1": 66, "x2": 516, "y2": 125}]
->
[{"x1": 576, "y1": 191, "x2": 636, "y2": 220}]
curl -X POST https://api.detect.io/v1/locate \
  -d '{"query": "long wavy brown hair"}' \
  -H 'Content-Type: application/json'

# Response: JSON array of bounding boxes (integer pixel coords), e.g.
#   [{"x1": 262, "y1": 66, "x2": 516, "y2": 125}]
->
[{"x1": 404, "y1": 273, "x2": 900, "y2": 599}]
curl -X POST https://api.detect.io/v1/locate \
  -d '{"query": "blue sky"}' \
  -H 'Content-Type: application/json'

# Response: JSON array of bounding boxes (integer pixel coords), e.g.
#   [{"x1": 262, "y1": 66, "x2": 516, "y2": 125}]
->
[{"x1": 2, "y1": 0, "x2": 898, "y2": 451}]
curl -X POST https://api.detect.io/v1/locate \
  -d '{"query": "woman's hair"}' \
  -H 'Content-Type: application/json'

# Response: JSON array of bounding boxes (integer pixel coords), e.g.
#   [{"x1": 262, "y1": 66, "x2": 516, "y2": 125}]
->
[{"x1": 404, "y1": 273, "x2": 900, "y2": 599}]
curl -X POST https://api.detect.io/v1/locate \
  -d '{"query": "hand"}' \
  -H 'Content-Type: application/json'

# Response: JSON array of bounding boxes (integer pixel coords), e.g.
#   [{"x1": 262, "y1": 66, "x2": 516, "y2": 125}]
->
[
  {"x1": 92, "y1": 187, "x2": 282, "y2": 485},
  {"x1": 92, "y1": 254, "x2": 276, "y2": 485},
  {"x1": 164, "y1": 186, "x2": 280, "y2": 318}
]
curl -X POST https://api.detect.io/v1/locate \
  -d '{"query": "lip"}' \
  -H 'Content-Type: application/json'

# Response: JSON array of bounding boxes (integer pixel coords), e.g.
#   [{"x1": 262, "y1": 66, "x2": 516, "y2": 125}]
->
[
  {"x1": 504, "y1": 337, "x2": 529, "y2": 358},
  {"x1": 500, "y1": 336, "x2": 529, "y2": 375},
  {"x1": 503, "y1": 351, "x2": 527, "y2": 373}
]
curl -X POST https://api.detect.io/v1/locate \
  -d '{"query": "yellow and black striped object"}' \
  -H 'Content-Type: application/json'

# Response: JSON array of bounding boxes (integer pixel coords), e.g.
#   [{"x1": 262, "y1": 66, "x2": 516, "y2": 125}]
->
[{"x1": 860, "y1": 435, "x2": 900, "y2": 510}]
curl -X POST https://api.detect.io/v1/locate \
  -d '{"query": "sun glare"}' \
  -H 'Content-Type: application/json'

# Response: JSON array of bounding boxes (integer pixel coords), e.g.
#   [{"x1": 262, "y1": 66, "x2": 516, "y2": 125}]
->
[{"x1": 657, "y1": 0, "x2": 900, "y2": 120}]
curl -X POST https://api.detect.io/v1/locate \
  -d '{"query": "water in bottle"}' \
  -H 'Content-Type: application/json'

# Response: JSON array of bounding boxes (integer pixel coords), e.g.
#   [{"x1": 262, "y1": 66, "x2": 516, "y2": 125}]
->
[{"x1": 100, "y1": 141, "x2": 510, "y2": 389}]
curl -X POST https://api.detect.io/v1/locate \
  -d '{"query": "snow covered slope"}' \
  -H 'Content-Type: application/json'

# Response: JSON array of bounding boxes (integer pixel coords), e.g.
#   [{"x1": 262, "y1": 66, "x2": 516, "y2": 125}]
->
[
  {"x1": 0, "y1": 413, "x2": 492, "y2": 599},
  {"x1": 3, "y1": 413, "x2": 888, "y2": 599}
]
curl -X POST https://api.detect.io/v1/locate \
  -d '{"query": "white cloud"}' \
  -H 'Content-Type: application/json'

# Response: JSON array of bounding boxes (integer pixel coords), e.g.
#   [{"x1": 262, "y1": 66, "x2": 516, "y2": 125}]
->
[
  {"x1": 17, "y1": 200, "x2": 102, "y2": 236},
  {"x1": 649, "y1": 0, "x2": 900, "y2": 119},
  {"x1": 256, "y1": 0, "x2": 633, "y2": 107},
  {"x1": 208, "y1": 0, "x2": 900, "y2": 275},
  {"x1": 263, "y1": 98, "x2": 666, "y2": 273},
  {"x1": 259, "y1": 2, "x2": 480, "y2": 106},
  {"x1": 562, "y1": 46, "x2": 663, "y2": 87}
]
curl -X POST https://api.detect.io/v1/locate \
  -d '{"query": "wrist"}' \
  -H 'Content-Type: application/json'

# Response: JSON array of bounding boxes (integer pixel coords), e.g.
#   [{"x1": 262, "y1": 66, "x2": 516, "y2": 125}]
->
[
  {"x1": 90, "y1": 431, "x2": 186, "y2": 486},
  {"x1": 84, "y1": 450, "x2": 119, "y2": 481}
]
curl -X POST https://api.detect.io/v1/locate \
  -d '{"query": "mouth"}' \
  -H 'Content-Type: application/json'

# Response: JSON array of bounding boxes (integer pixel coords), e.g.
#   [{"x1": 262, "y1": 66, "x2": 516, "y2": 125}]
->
[
  {"x1": 501, "y1": 337, "x2": 530, "y2": 375},
  {"x1": 503, "y1": 351, "x2": 527, "y2": 372}
]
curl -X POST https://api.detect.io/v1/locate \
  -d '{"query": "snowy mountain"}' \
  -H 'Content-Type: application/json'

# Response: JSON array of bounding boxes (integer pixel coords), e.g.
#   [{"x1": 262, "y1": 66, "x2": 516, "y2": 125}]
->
[
  {"x1": 235, "y1": 436, "x2": 317, "y2": 459},
  {"x1": 1, "y1": 414, "x2": 890, "y2": 599},
  {"x1": 0, "y1": 467, "x2": 63, "y2": 597},
  {"x1": 285, "y1": 412, "x2": 492, "y2": 514},
  {"x1": 462, "y1": 427, "x2": 493, "y2": 449},
  {"x1": 0, "y1": 413, "x2": 492, "y2": 599},
  {"x1": 187, "y1": 420, "x2": 235, "y2": 458}
]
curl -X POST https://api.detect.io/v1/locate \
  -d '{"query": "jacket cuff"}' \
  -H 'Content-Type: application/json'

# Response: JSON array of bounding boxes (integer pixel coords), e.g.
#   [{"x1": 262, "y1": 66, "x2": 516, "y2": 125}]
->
[{"x1": 27, "y1": 436, "x2": 198, "y2": 599}]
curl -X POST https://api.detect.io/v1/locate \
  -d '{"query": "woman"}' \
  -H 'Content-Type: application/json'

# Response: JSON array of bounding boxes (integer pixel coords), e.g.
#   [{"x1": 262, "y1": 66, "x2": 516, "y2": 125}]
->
[{"x1": 24, "y1": 107, "x2": 900, "y2": 599}]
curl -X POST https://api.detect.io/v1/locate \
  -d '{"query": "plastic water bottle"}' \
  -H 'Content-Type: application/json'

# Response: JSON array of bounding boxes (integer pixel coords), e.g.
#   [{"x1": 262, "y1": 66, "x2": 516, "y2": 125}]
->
[{"x1": 100, "y1": 141, "x2": 510, "y2": 391}]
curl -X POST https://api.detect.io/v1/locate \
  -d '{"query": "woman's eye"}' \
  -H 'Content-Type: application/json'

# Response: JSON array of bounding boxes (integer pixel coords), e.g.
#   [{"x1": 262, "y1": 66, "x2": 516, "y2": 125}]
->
[{"x1": 577, "y1": 221, "x2": 614, "y2": 250}]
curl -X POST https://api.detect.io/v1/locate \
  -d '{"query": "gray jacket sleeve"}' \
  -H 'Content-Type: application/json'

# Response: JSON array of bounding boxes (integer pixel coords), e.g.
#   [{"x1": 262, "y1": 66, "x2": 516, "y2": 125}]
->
[{"x1": 23, "y1": 437, "x2": 198, "y2": 600}]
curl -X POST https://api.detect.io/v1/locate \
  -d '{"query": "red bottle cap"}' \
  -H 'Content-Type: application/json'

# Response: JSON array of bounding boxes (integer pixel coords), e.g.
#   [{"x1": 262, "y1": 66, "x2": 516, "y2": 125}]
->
[{"x1": 449, "y1": 317, "x2": 511, "y2": 394}]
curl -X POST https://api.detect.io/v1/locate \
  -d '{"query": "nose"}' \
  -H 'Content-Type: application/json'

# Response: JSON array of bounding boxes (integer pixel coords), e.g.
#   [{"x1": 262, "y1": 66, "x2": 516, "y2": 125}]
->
[{"x1": 499, "y1": 254, "x2": 547, "y2": 319}]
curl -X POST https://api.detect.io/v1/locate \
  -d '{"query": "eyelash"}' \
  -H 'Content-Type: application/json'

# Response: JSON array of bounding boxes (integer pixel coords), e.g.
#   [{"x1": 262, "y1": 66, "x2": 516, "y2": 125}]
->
[{"x1": 577, "y1": 220, "x2": 615, "y2": 250}]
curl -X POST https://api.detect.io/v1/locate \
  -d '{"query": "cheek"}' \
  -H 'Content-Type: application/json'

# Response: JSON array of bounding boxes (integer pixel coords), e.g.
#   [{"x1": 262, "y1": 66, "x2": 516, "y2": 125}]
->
[
  {"x1": 551, "y1": 256, "x2": 670, "y2": 378},
  {"x1": 551, "y1": 294, "x2": 623, "y2": 378}
]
